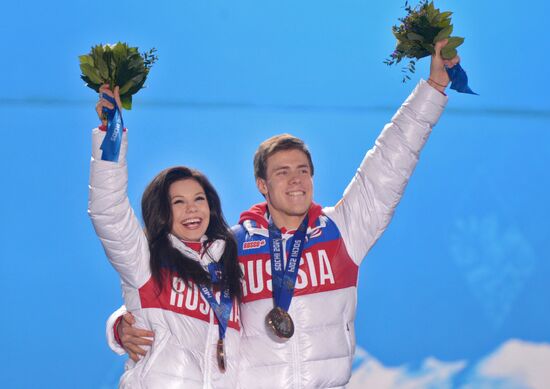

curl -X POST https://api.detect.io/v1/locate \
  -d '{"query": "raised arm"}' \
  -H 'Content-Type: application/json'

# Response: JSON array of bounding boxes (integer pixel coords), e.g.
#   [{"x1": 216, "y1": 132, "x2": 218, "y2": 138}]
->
[
  {"x1": 324, "y1": 41, "x2": 454, "y2": 265},
  {"x1": 88, "y1": 85, "x2": 150, "y2": 289}
]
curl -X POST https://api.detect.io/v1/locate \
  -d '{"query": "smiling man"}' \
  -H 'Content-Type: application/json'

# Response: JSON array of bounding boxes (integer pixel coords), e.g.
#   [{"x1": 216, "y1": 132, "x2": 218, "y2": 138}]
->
[
  {"x1": 106, "y1": 41, "x2": 456, "y2": 388},
  {"x1": 255, "y1": 141, "x2": 314, "y2": 229}
]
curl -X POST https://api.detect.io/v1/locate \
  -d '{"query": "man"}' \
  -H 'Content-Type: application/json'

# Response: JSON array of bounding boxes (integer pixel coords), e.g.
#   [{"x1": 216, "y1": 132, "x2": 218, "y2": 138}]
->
[{"x1": 106, "y1": 40, "x2": 457, "y2": 388}]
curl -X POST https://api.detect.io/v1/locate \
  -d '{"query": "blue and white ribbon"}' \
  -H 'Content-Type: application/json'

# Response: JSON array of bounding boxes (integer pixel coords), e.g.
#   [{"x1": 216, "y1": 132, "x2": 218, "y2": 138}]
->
[
  {"x1": 199, "y1": 263, "x2": 233, "y2": 341},
  {"x1": 446, "y1": 63, "x2": 478, "y2": 95},
  {"x1": 268, "y1": 216, "x2": 309, "y2": 312},
  {"x1": 100, "y1": 93, "x2": 124, "y2": 162}
]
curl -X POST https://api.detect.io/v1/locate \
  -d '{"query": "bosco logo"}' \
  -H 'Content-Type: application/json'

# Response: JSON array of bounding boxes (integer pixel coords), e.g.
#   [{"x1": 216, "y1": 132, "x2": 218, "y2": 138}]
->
[{"x1": 243, "y1": 239, "x2": 266, "y2": 250}]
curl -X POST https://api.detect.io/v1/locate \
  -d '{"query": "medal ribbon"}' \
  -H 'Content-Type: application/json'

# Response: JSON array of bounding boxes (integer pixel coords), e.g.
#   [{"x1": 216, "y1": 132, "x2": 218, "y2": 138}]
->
[
  {"x1": 445, "y1": 63, "x2": 478, "y2": 95},
  {"x1": 198, "y1": 263, "x2": 232, "y2": 341},
  {"x1": 268, "y1": 216, "x2": 309, "y2": 312},
  {"x1": 100, "y1": 94, "x2": 124, "y2": 162}
]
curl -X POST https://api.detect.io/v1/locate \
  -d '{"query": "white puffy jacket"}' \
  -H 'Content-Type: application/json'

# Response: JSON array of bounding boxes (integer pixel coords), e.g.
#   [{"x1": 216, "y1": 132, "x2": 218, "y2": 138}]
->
[
  {"x1": 107, "y1": 80, "x2": 447, "y2": 388},
  {"x1": 89, "y1": 130, "x2": 241, "y2": 389}
]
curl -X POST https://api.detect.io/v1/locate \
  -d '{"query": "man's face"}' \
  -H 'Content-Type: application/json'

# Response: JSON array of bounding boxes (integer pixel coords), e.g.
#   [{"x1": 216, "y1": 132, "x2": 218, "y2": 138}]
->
[{"x1": 256, "y1": 149, "x2": 313, "y2": 227}]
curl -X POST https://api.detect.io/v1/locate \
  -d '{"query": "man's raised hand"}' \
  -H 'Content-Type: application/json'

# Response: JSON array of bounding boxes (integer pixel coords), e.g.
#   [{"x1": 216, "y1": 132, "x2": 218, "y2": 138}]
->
[{"x1": 428, "y1": 39, "x2": 460, "y2": 93}]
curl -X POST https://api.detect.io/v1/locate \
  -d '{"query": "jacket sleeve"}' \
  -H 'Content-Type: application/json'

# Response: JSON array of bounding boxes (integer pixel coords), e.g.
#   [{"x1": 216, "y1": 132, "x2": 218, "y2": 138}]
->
[
  {"x1": 106, "y1": 305, "x2": 128, "y2": 355},
  {"x1": 88, "y1": 129, "x2": 150, "y2": 289},
  {"x1": 324, "y1": 80, "x2": 447, "y2": 265}
]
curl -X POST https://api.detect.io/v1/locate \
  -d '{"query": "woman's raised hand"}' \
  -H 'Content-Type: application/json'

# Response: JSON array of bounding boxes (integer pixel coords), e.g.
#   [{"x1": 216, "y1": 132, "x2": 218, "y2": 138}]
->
[{"x1": 95, "y1": 84, "x2": 122, "y2": 126}]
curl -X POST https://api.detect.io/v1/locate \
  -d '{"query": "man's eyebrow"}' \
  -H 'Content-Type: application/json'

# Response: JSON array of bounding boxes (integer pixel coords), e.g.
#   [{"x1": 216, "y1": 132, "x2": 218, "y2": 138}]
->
[{"x1": 273, "y1": 165, "x2": 290, "y2": 171}]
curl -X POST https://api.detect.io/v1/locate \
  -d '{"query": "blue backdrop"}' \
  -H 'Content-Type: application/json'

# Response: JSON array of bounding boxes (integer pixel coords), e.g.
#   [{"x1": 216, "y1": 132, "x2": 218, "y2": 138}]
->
[{"x1": 1, "y1": 1, "x2": 548, "y2": 388}]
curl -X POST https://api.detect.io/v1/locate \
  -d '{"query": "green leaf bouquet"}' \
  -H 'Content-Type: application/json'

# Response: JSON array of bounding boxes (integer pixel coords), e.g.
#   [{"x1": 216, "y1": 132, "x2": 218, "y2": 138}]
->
[
  {"x1": 79, "y1": 43, "x2": 158, "y2": 109},
  {"x1": 384, "y1": 1, "x2": 463, "y2": 82}
]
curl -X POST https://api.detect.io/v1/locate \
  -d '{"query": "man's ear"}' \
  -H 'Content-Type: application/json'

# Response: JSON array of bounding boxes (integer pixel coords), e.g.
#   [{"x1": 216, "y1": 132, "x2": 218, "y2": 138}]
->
[{"x1": 256, "y1": 177, "x2": 268, "y2": 197}]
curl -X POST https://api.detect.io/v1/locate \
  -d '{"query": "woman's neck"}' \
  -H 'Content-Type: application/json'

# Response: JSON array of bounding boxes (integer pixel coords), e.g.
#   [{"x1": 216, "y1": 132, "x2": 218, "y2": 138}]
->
[{"x1": 181, "y1": 239, "x2": 202, "y2": 253}]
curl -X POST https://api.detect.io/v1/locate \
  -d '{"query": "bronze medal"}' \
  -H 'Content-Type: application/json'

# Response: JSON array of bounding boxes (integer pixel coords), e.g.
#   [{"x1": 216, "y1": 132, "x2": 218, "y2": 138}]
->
[
  {"x1": 266, "y1": 306, "x2": 294, "y2": 339},
  {"x1": 217, "y1": 339, "x2": 226, "y2": 373}
]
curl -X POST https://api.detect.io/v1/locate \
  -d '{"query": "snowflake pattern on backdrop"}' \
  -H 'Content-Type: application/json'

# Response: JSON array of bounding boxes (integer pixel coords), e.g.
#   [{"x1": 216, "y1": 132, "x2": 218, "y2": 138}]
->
[{"x1": 450, "y1": 214, "x2": 536, "y2": 329}]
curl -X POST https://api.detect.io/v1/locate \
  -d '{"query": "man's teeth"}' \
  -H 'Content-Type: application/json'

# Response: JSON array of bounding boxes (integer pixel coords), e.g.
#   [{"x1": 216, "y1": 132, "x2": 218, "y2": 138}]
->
[{"x1": 287, "y1": 191, "x2": 305, "y2": 196}]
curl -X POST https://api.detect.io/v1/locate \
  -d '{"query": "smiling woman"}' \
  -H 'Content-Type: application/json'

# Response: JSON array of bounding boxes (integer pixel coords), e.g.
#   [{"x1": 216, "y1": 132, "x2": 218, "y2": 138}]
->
[
  {"x1": 88, "y1": 86, "x2": 242, "y2": 387},
  {"x1": 140, "y1": 166, "x2": 241, "y2": 298},
  {"x1": 169, "y1": 179, "x2": 210, "y2": 242}
]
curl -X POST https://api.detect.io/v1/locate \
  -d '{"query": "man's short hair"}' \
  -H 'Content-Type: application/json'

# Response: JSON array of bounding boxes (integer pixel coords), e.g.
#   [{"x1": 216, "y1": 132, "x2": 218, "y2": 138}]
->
[{"x1": 254, "y1": 134, "x2": 314, "y2": 180}]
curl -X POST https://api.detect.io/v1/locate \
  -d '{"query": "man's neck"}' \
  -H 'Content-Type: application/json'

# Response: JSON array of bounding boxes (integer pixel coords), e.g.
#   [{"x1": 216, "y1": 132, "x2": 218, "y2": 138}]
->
[{"x1": 269, "y1": 209, "x2": 307, "y2": 232}]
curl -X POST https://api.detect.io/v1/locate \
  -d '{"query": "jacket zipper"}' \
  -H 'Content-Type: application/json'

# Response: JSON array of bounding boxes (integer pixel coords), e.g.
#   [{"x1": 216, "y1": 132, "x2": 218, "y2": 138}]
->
[
  {"x1": 204, "y1": 309, "x2": 215, "y2": 388},
  {"x1": 283, "y1": 234, "x2": 302, "y2": 389}
]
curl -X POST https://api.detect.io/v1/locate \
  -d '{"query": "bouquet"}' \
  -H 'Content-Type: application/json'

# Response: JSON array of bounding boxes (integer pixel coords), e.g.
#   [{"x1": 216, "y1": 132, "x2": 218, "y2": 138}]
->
[
  {"x1": 79, "y1": 43, "x2": 157, "y2": 162},
  {"x1": 79, "y1": 42, "x2": 158, "y2": 109},
  {"x1": 384, "y1": 0, "x2": 463, "y2": 82}
]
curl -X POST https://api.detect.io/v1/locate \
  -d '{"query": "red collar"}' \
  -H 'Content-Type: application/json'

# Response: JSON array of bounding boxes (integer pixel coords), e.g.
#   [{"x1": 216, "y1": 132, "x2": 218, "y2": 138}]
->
[
  {"x1": 181, "y1": 240, "x2": 202, "y2": 253},
  {"x1": 238, "y1": 202, "x2": 323, "y2": 229}
]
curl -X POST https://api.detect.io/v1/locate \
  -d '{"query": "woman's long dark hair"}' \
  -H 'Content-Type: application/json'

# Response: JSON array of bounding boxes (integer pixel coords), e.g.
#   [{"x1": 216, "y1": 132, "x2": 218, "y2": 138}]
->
[{"x1": 142, "y1": 166, "x2": 242, "y2": 302}]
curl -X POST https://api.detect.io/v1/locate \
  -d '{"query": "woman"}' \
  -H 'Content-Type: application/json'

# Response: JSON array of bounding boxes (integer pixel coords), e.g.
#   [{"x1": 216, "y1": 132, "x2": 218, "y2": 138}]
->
[{"x1": 89, "y1": 85, "x2": 242, "y2": 388}]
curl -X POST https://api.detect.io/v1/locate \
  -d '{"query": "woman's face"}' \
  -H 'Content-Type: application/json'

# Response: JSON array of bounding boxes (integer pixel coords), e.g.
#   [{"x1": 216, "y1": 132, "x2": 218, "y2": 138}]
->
[{"x1": 169, "y1": 179, "x2": 210, "y2": 242}]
